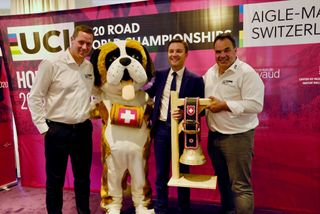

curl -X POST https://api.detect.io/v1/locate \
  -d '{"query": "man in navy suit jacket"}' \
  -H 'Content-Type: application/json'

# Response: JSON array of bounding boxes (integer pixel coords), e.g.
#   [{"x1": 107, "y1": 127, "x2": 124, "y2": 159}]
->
[{"x1": 146, "y1": 39, "x2": 204, "y2": 214}]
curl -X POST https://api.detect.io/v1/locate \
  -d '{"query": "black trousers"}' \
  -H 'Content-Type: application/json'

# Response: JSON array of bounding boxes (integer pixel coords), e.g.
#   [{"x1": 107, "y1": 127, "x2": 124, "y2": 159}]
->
[
  {"x1": 153, "y1": 121, "x2": 190, "y2": 214},
  {"x1": 45, "y1": 120, "x2": 93, "y2": 214},
  {"x1": 208, "y1": 130, "x2": 254, "y2": 214}
]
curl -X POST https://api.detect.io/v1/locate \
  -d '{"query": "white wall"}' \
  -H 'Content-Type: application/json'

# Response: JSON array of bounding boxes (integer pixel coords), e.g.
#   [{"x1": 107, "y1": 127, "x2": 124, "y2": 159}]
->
[
  {"x1": 0, "y1": 0, "x2": 10, "y2": 15},
  {"x1": 0, "y1": 0, "x2": 147, "y2": 16}
]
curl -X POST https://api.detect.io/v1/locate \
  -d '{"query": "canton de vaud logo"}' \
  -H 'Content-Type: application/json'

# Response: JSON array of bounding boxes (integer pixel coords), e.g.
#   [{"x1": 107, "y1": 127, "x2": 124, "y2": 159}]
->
[{"x1": 7, "y1": 22, "x2": 74, "y2": 61}]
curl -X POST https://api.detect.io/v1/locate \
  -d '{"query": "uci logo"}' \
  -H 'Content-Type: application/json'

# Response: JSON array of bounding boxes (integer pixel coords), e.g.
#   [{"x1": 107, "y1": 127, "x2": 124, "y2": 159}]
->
[{"x1": 7, "y1": 22, "x2": 74, "y2": 61}]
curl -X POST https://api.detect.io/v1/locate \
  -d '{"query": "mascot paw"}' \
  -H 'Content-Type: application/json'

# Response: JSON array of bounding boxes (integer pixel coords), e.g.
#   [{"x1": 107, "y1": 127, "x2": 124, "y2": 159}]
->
[
  {"x1": 89, "y1": 102, "x2": 109, "y2": 124},
  {"x1": 135, "y1": 205, "x2": 155, "y2": 214},
  {"x1": 98, "y1": 101, "x2": 109, "y2": 124},
  {"x1": 89, "y1": 103, "x2": 101, "y2": 119},
  {"x1": 105, "y1": 207, "x2": 121, "y2": 214}
]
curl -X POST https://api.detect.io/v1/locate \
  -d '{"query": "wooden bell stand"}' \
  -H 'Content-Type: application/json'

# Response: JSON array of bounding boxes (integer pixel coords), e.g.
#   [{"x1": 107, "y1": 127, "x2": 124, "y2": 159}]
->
[{"x1": 167, "y1": 91, "x2": 217, "y2": 189}]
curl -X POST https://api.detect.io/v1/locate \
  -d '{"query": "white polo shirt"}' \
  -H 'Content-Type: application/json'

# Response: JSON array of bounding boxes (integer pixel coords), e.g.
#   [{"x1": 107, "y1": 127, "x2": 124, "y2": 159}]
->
[
  {"x1": 28, "y1": 49, "x2": 97, "y2": 134},
  {"x1": 203, "y1": 58, "x2": 265, "y2": 134}
]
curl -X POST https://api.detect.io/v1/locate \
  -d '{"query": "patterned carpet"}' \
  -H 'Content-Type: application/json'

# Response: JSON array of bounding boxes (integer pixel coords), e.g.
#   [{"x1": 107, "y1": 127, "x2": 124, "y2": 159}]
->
[{"x1": 0, "y1": 182, "x2": 285, "y2": 214}]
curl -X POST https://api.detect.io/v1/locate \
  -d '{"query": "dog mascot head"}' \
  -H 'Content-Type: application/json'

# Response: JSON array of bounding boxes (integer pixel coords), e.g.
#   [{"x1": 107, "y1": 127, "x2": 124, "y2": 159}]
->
[
  {"x1": 91, "y1": 39, "x2": 154, "y2": 101},
  {"x1": 90, "y1": 39, "x2": 155, "y2": 214}
]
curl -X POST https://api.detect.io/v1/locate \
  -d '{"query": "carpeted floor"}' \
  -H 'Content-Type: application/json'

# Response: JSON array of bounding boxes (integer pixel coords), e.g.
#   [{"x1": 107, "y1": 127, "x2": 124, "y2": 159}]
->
[{"x1": 0, "y1": 182, "x2": 286, "y2": 214}]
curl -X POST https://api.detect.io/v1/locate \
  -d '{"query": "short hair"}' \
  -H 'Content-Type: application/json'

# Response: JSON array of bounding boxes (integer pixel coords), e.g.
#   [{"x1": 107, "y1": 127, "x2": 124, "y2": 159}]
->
[
  {"x1": 72, "y1": 25, "x2": 94, "y2": 38},
  {"x1": 167, "y1": 38, "x2": 189, "y2": 53},
  {"x1": 213, "y1": 32, "x2": 237, "y2": 49}
]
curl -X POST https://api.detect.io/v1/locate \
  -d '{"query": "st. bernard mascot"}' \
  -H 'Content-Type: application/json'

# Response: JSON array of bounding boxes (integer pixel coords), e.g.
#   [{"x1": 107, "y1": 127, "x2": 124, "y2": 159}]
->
[{"x1": 90, "y1": 39, "x2": 155, "y2": 214}]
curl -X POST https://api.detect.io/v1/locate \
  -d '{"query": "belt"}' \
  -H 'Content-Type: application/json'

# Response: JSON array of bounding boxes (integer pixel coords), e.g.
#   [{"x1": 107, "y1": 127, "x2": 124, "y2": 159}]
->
[
  {"x1": 158, "y1": 120, "x2": 170, "y2": 128},
  {"x1": 46, "y1": 119, "x2": 89, "y2": 129},
  {"x1": 209, "y1": 129, "x2": 255, "y2": 136}
]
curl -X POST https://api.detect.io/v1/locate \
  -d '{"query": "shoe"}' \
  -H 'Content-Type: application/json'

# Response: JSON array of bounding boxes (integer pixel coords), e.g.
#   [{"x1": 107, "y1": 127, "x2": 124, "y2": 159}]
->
[
  {"x1": 136, "y1": 205, "x2": 155, "y2": 214},
  {"x1": 177, "y1": 209, "x2": 189, "y2": 214},
  {"x1": 154, "y1": 208, "x2": 168, "y2": 214},
  {"x1": 218, "y1": 209, "x2": 235, "y2": 214}
]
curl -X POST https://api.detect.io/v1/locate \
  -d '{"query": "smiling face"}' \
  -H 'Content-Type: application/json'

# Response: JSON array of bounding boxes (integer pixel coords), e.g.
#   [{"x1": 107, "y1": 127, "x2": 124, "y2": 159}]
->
[
  {"x1": 214, "y1": 38, "x2": 237, "y2": 75},
  {"x1": 167, "y1": 42, "x2": 188, "y2": 72},
  {"x1": 69, "y1": 31, "x2": 93, "y2": 64}
]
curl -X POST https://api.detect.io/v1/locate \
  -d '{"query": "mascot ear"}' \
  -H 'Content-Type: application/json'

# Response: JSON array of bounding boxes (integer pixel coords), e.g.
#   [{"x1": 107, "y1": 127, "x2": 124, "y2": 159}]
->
[
  {"x1": 90, "y1": 48, "x2": 102, "y2": 87},
  {"x1": 143, "y1": 45, "x2": 155, "y2": 81}
]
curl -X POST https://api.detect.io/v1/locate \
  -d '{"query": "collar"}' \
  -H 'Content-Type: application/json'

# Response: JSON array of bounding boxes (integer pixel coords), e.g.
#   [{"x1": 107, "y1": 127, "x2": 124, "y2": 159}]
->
[
  {"x1": 169, "y1": 66, "x2": 185, "y2": 78},
  {"x1": 66, "y1": 48, "x2": 88, "y2": 66},
  {"x1": 66, "y1": 49, "x2": 77, "y2": 65},
  {"x1": 228, "y1": 58, "x2": 240, "y2": 73}
]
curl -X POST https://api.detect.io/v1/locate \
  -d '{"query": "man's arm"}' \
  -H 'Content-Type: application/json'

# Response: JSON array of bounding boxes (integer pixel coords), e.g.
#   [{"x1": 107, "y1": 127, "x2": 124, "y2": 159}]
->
[
  {"x1": 226, "y1": 71, "x2": 264, "y2": 115},
  {"x1": 28, "y1": 60, "x2": 52, "y2": 134}
]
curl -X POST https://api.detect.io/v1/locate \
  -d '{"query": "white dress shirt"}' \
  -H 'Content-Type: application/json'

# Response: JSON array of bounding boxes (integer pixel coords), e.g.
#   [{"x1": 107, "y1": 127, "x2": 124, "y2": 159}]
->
[
  {"x1": 203, "y1": 58, "x2": 264, "y2": 134},
  {"x1": 28, "y1": 49, "x2": 96, "y2": 134},
  {"x1": 159, "y1": 67, "x2": 184, "y2": 121}
]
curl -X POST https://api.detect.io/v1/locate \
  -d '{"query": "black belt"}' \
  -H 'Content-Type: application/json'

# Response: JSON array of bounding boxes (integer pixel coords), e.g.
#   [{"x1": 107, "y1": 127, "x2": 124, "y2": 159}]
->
[
  {"x1": 158, "y1": 120, "x2": 169, "y2": 126},
  {"x1": 209, "y1": 129, "x2": 255, "y2": 136},
  {"x1": 46, "y1": 119, "x2": 89, "y2": 129}
]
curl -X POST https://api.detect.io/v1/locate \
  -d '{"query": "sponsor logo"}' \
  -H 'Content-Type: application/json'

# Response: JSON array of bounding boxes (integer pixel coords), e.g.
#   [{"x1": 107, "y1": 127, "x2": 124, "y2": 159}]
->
[
  {"x1": 7, "y1": 22, "x2": 74, "y2": 61},
  {"x1": 243, "y1": 0, "x2": 320, "y2": 47}
]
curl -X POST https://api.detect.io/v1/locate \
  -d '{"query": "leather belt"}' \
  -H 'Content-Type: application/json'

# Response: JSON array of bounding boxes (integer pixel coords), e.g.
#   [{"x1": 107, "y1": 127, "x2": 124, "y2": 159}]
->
[
  {"x1": 158, "y1": 120, "x2": 169, "y2": 127},
  {"x1": 46, "y1": 119, "x2": 89, "y2": 129},
  {"x1": 182, "y1": 97, "x2": 200, "y2": 148}
]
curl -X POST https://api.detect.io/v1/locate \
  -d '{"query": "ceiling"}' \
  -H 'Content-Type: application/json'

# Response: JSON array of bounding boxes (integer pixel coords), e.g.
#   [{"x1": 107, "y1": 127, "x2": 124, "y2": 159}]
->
[{"x1": 0, "y1": 0, "x2": 147, "y2": 16}]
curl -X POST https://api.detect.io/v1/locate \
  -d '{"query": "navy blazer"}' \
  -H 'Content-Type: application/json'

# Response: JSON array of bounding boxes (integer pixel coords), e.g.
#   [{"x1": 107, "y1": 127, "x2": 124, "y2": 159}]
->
[{"x1": 146, "y1": 68, "x2": 204, "y2": 130}]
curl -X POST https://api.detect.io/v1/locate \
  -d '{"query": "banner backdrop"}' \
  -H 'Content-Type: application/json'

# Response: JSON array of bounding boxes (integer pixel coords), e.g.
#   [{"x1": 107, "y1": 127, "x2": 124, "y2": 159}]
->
[
  {"x1": 0, "y1": 0, "x2": 319, "y2": 213},
  {"x1": 0, "y1": 48, "x2": 16, "y2": 187}
]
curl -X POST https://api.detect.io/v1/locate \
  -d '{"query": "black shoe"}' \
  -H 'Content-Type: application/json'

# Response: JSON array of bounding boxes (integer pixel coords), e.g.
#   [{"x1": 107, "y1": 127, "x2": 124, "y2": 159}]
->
[
  {"x1": 177, "y1": 208, "x2": 190, "y2": 214},
  {"x1": 218, "y1": 209, "x2": 235, "y2": 214},
  {"x1": 155, "y1": 208, "x2": 168, "y2": 214}
]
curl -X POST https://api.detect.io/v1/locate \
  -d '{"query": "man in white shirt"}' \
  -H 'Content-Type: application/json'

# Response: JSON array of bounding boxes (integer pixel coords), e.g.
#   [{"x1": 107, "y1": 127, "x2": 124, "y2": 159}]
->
[
  {"x1": 28, "y1": 25, "x2": 96, "y2": 214},
  {"x1": 203, "y1": 32, "x2": 264, "y2": 214}
]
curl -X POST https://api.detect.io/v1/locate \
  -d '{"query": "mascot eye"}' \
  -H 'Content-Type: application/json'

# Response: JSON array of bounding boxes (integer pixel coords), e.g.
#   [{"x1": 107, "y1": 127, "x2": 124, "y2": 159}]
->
[
  {"x1": 109, "y1": 56, "x2": 118, "y2": 62},
  {"x1": 105, "y1": 48, "x2": 120, "y2": 69},
  {"x1": 131, "y1": 54, "x2": 141, "y2": 60},
  {"x1": 126, "y1": 47, "x2": 142, "y2": 63}
]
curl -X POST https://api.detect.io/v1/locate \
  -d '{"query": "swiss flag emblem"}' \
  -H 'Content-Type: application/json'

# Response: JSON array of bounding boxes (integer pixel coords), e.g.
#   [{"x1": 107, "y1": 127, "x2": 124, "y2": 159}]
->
[
  {"x1": 118, "y1": 108, "x2": 138, "y2": 126},
  {"x1": 187, "y1": 105, "x2": 195, "y2": 116}
]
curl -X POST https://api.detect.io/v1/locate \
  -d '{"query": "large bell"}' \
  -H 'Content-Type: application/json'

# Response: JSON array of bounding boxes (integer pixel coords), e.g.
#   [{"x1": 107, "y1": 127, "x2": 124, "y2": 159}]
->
[{"x1": 180, "y1": 146, "x2": 206, "y2": 166}]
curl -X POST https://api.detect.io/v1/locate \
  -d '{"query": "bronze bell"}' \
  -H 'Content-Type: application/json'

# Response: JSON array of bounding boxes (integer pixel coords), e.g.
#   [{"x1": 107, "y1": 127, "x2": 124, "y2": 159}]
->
[{"x1": 180, "y1": 145, "x2": 206, "y2": 165}]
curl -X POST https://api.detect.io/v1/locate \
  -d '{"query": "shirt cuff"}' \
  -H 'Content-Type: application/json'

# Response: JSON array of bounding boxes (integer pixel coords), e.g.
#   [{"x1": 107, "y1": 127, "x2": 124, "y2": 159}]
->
[
  {"x1": 37, "y1": 123, "x2": 49, "y2": 134},
  {"x1": 226, "y1": 101, "x2": 244, "y2": 116}
]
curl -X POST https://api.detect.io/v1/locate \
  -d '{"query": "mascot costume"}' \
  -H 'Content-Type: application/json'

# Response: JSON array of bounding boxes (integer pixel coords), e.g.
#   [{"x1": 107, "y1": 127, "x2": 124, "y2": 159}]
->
[{"x1": 90, "y1": 39, "x2": 155, "y2": 214}]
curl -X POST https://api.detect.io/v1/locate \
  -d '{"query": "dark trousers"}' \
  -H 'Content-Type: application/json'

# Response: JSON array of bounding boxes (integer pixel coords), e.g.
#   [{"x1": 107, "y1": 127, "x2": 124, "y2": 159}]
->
[
  {"x1": 208, "y1": 130, "x2": 254, "y2": 214},
  {"x1": 153, "y1": 121, "x2": 190, "y2": 214},
  {"x1": 45, "y1": 120, "x2": 93, "y2": 214}
]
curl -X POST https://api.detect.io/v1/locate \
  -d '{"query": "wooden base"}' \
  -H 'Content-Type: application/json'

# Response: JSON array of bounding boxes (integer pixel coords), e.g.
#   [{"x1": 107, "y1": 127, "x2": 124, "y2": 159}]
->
[{"x1": 168, "y1": 174, "x2": 217, "y2": 189}]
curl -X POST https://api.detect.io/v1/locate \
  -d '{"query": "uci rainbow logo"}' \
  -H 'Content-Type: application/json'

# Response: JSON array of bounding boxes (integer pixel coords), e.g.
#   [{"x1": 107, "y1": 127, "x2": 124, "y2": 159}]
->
[
  {"x1": 7, "y1": 22, "x2": 74, "y2": 61},
  {"x1": 8, "y1": 33, "x2": 22, "y2": 55}
]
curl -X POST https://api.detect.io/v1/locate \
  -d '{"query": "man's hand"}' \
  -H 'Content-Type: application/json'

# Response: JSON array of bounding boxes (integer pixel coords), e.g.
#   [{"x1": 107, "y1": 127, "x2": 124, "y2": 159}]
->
[
  {"x1": 206, "y1": 96, "x2": 230, "y2": 113},
  {"x1": 172, "y1": 108, "x2": 183, "y2": 120}
]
